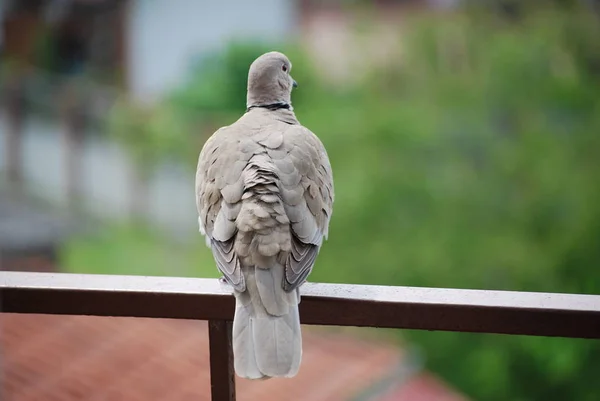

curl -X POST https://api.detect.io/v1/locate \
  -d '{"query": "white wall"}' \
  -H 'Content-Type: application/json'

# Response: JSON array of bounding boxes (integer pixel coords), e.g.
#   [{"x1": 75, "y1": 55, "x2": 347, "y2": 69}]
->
[{"x1": 126, "y1": 0, "x2": 297, "y2": 100}]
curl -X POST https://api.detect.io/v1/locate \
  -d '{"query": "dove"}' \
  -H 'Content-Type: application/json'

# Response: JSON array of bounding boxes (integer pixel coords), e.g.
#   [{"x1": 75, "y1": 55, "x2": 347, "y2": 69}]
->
[{"x1": 195, "y1": 51, "x2": 334, "y2": 379}]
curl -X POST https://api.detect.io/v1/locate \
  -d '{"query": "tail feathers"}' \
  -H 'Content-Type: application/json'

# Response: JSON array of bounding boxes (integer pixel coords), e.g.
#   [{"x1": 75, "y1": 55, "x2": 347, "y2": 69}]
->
[
  {"x1": 253, "y1": 304, "x2": 301, "y2": 378},
  {"x1": 232, "y1": 267, "x2": 302, "y2": 379},
  {"x1": 232, "y1": 304, "x2": 265, "y2": 380}
]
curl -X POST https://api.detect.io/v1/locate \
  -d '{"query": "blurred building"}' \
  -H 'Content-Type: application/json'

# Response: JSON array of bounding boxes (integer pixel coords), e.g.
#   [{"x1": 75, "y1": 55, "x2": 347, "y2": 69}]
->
[
  {"x1": 1, "y1": 0, "x2": 296, "y2": 100},
  {"x1": 0, "y1": 0, "x2": 300, "y2": 232},
  {"x1": 2, "y1": 314, "x2": 468, "y2": 401},
  {"x1": 1, "y1": 0, "x2": 458, "y2": 98}
]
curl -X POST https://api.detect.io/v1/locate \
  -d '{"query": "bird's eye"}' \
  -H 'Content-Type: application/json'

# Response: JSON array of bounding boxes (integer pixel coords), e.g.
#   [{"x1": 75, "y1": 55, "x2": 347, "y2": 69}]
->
[{"x1": 282, "y1": 64, "x2": 288, "y2": 72}]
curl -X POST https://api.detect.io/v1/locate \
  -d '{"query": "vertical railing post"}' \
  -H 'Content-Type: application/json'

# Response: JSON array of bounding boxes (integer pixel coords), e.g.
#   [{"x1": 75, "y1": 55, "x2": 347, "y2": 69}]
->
[{"x1": 208, "y1": 320, "x2": 236, "y2": 401}]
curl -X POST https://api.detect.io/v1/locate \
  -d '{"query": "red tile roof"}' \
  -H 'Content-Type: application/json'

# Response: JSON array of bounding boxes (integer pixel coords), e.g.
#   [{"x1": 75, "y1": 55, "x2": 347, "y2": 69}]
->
[{"x1": 1, "y1": 314, "x2": 466, "y2": 401}]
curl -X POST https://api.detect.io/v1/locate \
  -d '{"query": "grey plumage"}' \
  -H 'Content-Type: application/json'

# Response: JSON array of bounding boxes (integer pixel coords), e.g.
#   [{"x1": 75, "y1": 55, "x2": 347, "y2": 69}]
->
[{"x1": 195, "y1": 51, "x2": 334, "y2": 379}]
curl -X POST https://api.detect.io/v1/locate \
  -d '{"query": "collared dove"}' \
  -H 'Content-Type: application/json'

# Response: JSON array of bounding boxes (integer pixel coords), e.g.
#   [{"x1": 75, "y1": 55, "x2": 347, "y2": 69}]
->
[{"x1": 195, "y1": 51, "x2": 334, "y2": 379}]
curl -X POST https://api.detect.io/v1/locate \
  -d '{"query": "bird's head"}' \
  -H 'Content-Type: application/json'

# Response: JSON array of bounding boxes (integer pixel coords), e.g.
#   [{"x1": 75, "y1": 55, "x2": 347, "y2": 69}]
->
[{"x1": 246, "y1": 51, "x2": 297, "y2": 109}]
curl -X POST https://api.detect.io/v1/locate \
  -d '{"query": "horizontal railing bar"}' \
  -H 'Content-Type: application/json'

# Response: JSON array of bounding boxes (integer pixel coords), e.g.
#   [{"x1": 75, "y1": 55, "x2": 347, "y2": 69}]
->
[{"x1": 1, "y1": 272, "x2": 599, "y2": 339}]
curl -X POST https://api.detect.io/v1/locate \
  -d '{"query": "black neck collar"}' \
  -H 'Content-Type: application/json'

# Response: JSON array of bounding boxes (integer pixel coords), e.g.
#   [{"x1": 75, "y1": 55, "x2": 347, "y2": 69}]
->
[{"x1": 246, "y1": 102, "x2": 291, "y2": 112}]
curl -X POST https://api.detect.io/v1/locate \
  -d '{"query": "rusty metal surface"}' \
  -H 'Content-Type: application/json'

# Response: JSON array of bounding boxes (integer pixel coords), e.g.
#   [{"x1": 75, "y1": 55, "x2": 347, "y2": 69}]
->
[
  {"x1": 209, "y1": 320, "x2": 236, "y2": 401},
  {"x1": 1, "y1": 272, "x2": 600, "y2": 339}
]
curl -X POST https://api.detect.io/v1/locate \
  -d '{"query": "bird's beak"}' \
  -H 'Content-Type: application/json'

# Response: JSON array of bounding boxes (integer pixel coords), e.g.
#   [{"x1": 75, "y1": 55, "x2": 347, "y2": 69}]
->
[{"x1": 292, "y1": 79, "x2": 298, "y2": 89}]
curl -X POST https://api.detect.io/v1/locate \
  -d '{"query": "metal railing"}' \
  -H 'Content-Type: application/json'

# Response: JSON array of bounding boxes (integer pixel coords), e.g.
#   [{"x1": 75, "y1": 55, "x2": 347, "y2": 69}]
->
[{"x1": 1, "y1": 271, "x2": 599, "y2": 400}]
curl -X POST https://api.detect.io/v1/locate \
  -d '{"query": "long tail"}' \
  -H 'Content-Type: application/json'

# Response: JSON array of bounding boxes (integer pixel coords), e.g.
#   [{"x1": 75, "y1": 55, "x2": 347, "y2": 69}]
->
[{"x1": 232, "y1": 264, "x2": 302, "y2": 380}]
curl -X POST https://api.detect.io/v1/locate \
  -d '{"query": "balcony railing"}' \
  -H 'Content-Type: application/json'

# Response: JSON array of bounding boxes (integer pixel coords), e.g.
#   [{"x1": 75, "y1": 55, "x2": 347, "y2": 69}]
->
[{"x1": 2, "y1": 271, "x2": 599, "y2": 400}]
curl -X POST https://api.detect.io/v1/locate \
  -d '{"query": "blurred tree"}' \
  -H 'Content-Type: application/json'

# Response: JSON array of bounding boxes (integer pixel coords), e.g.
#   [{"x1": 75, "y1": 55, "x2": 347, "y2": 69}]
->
[{"x1": 302, "y1": 6, "x2": 600, "y2": 401}]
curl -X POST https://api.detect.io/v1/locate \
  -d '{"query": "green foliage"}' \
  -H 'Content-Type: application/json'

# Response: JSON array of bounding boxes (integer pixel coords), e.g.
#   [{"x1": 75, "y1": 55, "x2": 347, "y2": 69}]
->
[
  {"x1": 84, "y1": 5, "x2": 600, "y2": 401},
  {"x1": 300, "y1": 7, "x2": 600, "y2": 401},
  {"x1": 168, "y1": 41, "x2": 272, "y2": 117},
  {"x1": 61, "y1": 223, "x2": 218, "y2": 278}
]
